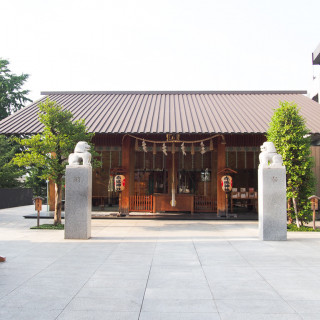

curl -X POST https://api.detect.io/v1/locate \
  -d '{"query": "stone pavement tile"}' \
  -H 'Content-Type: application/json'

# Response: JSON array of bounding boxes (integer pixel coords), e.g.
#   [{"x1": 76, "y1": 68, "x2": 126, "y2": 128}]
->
[
  {"x1": 147, "y1": 274, "x2": 207, "y2": 288},
  {"x1": 85, "y1": 277, "x2": 147, "y2": 289},
  {"x1": 0, "y1": 292, "x2": 73, "y2": 310},
  {"x1": 36, "y1": 263, "x2": 98, "y2": 276},
  {"x1": 295, "y1": 257, "x2": 320, "y2": 267},
  {"x1": 107, "y1": 252, "x2": 153, "y2": 264},
  {"x1": 0, "y1": 285, "x2": 17, "y2": 299},
  {"x1": 97, "y1": 262, "x2": 151, "y2": 271},
  {"x1": 57, "y1": 310, "x2": 139, "y2": 320},
  {"x1": 99, "y1": 258, "x2": 153, "y2": 267},
  {"x1": 153, "y1": 252, "x2": 198, "y2": 259},
  {"x1": 139, "y1": 312, "x2": 221, "y2": 320},
  {"x1": 0, "y1": 274, "x2": 33, "y2": 286},
  {"x1": 93, "y1": 265, "x2": 150, "y2": 279},
  {"x1": 286, "y1": 300, "x2": 320, "y2": 313},
  {"x1": 152, "y1": 255, "x2": 200, "y2": 266},
  {"x1": 244, "y1": 254, "x2": 301, "y2": 267},
  {"x1": 92, "y1": 271, "x2": 149, "y2": 280},
  {"x1": 52, "y1": 255, "x2": 107, "y2": 265},
  {"x1": 141, "y1": 298, "x2": 217, "y2": 313},
  {"x1": 209, "y1": 280, "x2": 279, "y2": 300},
  {"x1": 215, "y1": 299, "x2": 296, "y2": 314},
  {"x1": 4, "y1": 283, "x2": 80, "y2": 297},
  {"x1": 66, "y1": 297, "x2": 141, "y2": 311},
  {"x1": 155, "y1": 242, "x2": 195, "y2": 252},
  {"x1": 203, "y1": 266, "x2": 263, "y2": 283},
  {"x1": 145, "y1": 286, "x2": 213, "y2": 300},
  {"x1": 76, "y1": 286, "x2": 145, "y2": 304},
  {"x1": 300, "y1": 314, "x2": 320, "y2": 320},
  {"x1": 24, "y1": 274, "x2": 89, "y2": 288},
  {"x1": 199, "y1": 254, "x2": 249, "y2": 267},
  {"x1": 266, "y1": 280, "x2": 320, "y2": 300},
  {"x1": 219, "y1": 313, "x2": 302, "y2": 320},
  {"x1": 115, "y1": 242, "x2": 156, "y2": 253},
  {"x1": 149, "y1": 265, "x2": 204, "y2": 277},
  {"x1": 0, "y1": 307, "x2": 62, "y2": 320},
  {"x1": 256, "y1": 267, "x2": 314, "y2": 281}
]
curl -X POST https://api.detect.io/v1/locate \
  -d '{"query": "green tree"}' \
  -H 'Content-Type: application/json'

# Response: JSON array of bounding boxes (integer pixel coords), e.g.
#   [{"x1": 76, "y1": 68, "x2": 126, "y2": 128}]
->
[
  {"x1": 0, "y1": 59, "x2": 32, "y2": 120},
  {"x1": 24, "y1": 167, "x2": 47, "y2": 198},
  {"x1": 13, "y1": 99, "x2": 96, "y2": 225},
  {"x1": 0, "y1": 135, "x2": 24, "y2": 188},
  {"x1": 267, "y1": 101, "x2": 315, "y2": 227}
]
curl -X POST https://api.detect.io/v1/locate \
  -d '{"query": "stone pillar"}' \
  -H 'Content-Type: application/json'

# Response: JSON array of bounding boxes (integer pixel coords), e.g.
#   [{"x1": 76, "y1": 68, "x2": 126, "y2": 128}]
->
[
  {"x1": 258, "y1": 142, "x2": 287, "y2": 241},
  {"x1": 65, "y1": 166, "x2": 92, "y2": 239}
]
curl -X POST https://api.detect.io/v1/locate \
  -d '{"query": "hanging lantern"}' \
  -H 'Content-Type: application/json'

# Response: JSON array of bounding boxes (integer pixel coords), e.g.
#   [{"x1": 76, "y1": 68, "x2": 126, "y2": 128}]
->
[
  {"x1": 181, "y1": 142, "x2": 186, "y2": 156},
  {"x1": 162, "y1": 143, "x2": 167, "y2": 156},
  {"x1": 114, "y1": 175, "x2": 125, "y2": 191},
  {"x1": 135, "y1": 139, "x2": 139, "y2": 151},
  {"x1": 142, "y1": 140, "x2": 147, "y2": 153},
  {"x1": 153, "y1": 143, "x2": 157, "y2": 155},
  {"x1": 209, "y1": 139, "x2": 214, "y2": 151},
  {"x1": 221, "y1": 175, "x2": 232, "y2": 192},
  {"x1": 191, "y1": 143, "x2": 195, "y2": 155},
  {"x1": 200, "y1": 141, "x2": 206, "y2": 154}
]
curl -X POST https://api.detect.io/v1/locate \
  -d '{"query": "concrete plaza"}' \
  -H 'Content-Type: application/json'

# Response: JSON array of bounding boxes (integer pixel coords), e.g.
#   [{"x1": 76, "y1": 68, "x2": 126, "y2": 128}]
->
[{"x1": 1, "y1": 206, "x2": 320, "y2": 319}]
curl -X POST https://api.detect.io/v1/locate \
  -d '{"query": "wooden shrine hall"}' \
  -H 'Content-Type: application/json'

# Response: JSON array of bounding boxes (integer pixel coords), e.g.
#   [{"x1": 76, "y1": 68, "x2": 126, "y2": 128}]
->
[{"x1": 1, "y1": 90, "x2": 320, "y2": 217}]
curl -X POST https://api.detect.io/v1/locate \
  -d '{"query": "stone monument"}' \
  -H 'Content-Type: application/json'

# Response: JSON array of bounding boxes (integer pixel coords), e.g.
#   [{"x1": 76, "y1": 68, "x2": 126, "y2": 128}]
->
[
  {"x1": 65, "y1": 141, "x2": 92, "y2": 239},
  {"x1": 258, "y1": 142, "x2": 287, "y2": 241}
]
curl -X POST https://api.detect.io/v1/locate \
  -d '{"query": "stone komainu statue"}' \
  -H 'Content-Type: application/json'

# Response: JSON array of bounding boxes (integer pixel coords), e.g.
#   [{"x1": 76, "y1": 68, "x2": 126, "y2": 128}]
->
[
  {"x1": 259, "y1": 141, "x2": 283, "y2": 168},
  {"x1": 68, "y1": 141, "x2": 91, "y2": 166}
]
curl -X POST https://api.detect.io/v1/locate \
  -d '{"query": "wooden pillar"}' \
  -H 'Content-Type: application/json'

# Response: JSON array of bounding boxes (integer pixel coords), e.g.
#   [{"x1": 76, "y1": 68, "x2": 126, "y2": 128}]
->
[
  {"x1": 121, "y1": 136, "x2": 134, "y2": 213},
  {"x1": 217, "y1": 138, "x2": 226, "y2": 216},
  {"x1": 211, "y1": 150, "x2": 217, "y2": 210},
  {"x1": 49, "y1": 180, "x2": 55, "y2": 211}
]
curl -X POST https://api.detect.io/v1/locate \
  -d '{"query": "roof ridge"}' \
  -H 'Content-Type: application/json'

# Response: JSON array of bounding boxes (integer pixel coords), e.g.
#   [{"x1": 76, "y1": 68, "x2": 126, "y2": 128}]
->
[{"x1": 41, "y1": 90, "x2": 307, "y2": 95}]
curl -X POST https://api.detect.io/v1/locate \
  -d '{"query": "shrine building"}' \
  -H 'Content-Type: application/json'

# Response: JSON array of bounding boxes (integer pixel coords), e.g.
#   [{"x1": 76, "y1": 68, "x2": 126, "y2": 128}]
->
[{"x1": 1, "y1": 91, "x2": 320, "y2": 217}]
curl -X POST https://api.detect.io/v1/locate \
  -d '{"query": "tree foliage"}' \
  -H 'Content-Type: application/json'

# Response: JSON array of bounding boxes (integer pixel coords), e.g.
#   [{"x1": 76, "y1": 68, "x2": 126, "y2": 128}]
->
[
  {"x1": 0, "y1": 59, "x2": 32, "y2": 120},
  {"x1": 24, "y1": 167, "x2": 47, "y2": 198},
  {"x1": 267, "y1": 101, "x2": 315, "y2": 226},
  {"x1": 13, "y1": 99, "x2": 97, "y2": 225},
  {"x1": 0, "y1": 135, "x2": 24, "y2": 188}
]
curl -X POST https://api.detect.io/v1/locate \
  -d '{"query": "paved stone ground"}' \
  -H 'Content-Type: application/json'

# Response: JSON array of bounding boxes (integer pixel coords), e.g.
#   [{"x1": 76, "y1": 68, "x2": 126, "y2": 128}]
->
[{"x1": 1, "y1": 206, "x2": 320, "y2": 320}]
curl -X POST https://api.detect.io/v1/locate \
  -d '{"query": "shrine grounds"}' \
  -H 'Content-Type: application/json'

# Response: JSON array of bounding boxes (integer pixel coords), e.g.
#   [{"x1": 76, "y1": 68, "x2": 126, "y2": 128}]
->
[{"x1": 1, "y1": 206, "x2": 320, "y2": 319}]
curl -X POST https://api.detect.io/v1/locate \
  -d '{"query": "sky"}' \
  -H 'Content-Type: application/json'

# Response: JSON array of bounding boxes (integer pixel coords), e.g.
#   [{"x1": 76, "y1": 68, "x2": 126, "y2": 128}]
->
[{"x1": 2, "y1": 0, "x2": 320, "y2": 102}]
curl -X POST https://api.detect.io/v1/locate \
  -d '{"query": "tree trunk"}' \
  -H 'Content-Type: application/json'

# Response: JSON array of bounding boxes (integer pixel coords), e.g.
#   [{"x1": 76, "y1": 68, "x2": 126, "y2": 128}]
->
[
  {"x1": 54, "y1": 183, "x2": 62, "y2": 225},
  {"x1": 287, "y1": 199, "x2": 293, "y2": 224},
  {"x1": 292, "y1": 197, "x2": 300, "y2": 228}
]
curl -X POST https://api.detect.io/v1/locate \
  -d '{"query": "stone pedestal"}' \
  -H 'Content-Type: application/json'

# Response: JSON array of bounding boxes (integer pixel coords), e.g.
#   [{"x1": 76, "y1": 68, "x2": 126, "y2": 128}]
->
[
  {"x1": 65, "y1": 165, "x2": 92, "y2": 239},
  {"x1": 258, "y1": 166, "x2": 287, "y2": 241}
]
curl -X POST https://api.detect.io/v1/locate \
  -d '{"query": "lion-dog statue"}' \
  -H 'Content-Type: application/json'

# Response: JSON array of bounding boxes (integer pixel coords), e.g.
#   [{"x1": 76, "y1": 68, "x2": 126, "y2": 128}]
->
[
  {"x1": 68, "y1": 141, "x2": 91, "y2": 166},
  {"x1": 259, "y1": 141, "x2": 283, "y2": 168}
]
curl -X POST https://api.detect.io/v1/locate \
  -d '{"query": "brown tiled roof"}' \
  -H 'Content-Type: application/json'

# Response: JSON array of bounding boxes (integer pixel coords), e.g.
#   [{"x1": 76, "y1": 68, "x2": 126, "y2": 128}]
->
[{"x1": 0, "y1": 91, "x2": 319, "y2": 134}]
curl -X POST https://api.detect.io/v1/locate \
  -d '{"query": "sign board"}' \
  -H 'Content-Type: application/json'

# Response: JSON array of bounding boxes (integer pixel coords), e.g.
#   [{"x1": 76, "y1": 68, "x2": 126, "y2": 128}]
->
[
  {"x1": 114, "y1": 175, "x2": 125, "y2": 191},
  {"x1": 311, "y1": 198, "x2": 319, "y2": 210},
  {"x1": 34, "y1": 198, "x2": 43, "y2": 211},
  {"x1": 221, "y1": 175, "x2": 232, "y2": 192}
]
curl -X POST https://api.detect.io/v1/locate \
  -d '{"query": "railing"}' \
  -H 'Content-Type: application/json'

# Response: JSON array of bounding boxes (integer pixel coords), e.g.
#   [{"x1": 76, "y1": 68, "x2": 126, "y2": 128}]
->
[
  {"x1": 194, "y1": 196, "x2": 216, "y2": 212},
  {"x1": 129, "y1": 195, "x2": 153, "y2": 212}
]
